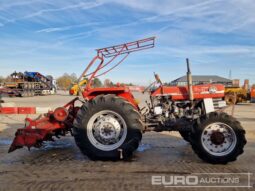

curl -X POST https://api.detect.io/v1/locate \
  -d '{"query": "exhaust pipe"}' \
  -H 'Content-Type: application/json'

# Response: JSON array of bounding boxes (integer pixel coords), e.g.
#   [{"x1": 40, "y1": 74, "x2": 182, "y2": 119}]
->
[{"x1": 186, "y1": 58, "x2": 194, "y2": 102}]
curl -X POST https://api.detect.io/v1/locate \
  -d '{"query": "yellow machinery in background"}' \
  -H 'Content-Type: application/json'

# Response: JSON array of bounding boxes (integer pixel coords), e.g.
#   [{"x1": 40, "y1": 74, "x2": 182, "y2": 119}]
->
[
  {"x1": 251, "y1": 85, "x2": 255, "y2": 103},
  {"x1": 225, "y1": 79, "x2": 250, "y2": 104},
  {"x1": 69, "y1": 79, "x2": 87, "y2": 96}
]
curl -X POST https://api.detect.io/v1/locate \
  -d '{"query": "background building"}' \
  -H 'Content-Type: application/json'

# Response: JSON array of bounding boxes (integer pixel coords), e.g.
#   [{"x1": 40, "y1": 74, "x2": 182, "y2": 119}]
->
[{"x1": 170, "y1": 75, "x2": 232, "y2": 86}]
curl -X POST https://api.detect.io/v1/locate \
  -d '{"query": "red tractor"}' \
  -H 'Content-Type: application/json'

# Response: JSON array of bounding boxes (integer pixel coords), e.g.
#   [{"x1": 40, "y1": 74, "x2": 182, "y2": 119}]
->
[{"x1": 9, "y1": 37, "x2": 246, "y2": 164}]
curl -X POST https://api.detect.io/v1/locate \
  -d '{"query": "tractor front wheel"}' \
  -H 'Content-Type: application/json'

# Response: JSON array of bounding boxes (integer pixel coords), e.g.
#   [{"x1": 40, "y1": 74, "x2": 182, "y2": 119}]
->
[
  {"x1": 73, "y1": 94, "x2": 143, "y2": 160},
  {"x1": 190, "y1": 112, "x2": 246, "y2": 164}
]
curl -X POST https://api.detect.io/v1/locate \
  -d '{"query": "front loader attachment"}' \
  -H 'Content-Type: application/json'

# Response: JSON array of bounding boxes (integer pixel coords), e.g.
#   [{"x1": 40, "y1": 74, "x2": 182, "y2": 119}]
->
[{"x1": 8, "y1": 97, "x2": 80, "y2": 153}]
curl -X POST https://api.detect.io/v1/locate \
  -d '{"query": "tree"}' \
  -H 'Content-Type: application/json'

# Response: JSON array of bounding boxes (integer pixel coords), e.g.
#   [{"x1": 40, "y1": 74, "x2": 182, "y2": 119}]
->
[
  {"x1": 70, "y1": 73, "x2": 78, "y2": 82},
  {"x1": 82, "y1": 77, "x2": 88, "y2": 81},
  {"x1": 93, "y1": 78, "x2": 102, "y2": 87},
  {"x1": 120, "y1": 82, "x2": 134, "y2": 86},
  {"x1": 46, "y1": 75, "x2": 53, "y2": 81},
  {"x1": 0, "y1": 76, "x2": 5, "y2": 84},
  {"x1": 104, "y1": 79, "x2": 114, "y2": 87},
  {"x1": 56, "y1": 73, "x2": 77, "y2": 90}
]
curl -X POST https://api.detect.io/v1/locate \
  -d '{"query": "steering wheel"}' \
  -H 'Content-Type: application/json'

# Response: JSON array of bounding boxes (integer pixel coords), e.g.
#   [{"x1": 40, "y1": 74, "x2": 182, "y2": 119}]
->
[
  {"x1": 154, "y1": 73, "x2": 163, "y2": 85},
  {"x1": 142, "y1": 73, "x2": 163, "y2": 93}
]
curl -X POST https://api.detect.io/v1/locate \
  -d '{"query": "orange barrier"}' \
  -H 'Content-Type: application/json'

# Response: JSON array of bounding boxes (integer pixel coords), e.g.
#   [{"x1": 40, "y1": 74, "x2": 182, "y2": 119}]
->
[
  {"x1": 0, "y1": 107, "x2": 49, "y2": 114},
  {"x1": 18, "y1": 107, "x2": 36, "y2": 114},
  {"x1": 0, "y1": 107, "x2": 18, "y2": 114}
]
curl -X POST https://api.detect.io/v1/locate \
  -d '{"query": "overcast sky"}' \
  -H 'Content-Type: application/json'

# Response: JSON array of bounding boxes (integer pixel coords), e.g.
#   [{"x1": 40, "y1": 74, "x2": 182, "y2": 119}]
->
[{"x1": 0, "y1": 0, "x2": 255, "y2": 85}]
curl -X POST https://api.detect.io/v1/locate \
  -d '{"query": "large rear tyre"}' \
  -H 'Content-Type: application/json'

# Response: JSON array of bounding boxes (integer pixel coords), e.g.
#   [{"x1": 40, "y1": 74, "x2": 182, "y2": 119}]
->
[
  {"x1": 179, "y1": 130, "x2": 191, "y2": 142},
  {"x1": 73, "y1": 94, "x2": 143, "y2": 160},
  {"x1": 190, "y1": 112, "x2": 246, "y2": 164}
]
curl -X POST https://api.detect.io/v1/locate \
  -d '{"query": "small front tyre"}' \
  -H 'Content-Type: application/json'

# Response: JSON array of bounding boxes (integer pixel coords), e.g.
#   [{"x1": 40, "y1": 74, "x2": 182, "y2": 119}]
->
[{"x1": 190, "y1": 112, "x2": 246, "y2": 164}]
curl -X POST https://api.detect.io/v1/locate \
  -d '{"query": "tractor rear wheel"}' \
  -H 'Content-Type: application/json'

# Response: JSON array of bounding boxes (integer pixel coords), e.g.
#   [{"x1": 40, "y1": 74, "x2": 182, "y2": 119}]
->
[
  {"x1": 190, "y1": 112, "x2": 246, "y2": 164},
  {"x1": 73, "y1": 94, "x2": 143, "y2": 160},
  {"x1": 179, "y1": 130, "x2": 191, "y2": 142}
]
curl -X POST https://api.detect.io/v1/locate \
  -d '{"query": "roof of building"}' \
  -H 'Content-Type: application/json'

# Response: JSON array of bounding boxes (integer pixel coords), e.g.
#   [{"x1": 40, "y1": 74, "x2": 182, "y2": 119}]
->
[{"x1": 171, "y1": 75, "x2": 232, "y2": 83}]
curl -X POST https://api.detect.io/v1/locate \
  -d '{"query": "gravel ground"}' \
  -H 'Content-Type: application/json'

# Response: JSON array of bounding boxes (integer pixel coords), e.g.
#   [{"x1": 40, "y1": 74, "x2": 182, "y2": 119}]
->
[{"x1": 0, "y1": 93, "x2": 254, "y2": 191}]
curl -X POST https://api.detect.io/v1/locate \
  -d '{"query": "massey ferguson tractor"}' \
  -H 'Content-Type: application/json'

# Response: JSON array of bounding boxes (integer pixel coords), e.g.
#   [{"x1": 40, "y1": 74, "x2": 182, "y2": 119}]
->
[{"x1": 9, "y1": 37, "x2": 246, "y2": 164}]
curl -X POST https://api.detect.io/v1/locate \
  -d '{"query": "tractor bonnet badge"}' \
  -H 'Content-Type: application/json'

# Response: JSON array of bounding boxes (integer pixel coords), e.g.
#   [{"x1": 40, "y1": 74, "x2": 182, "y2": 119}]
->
[{"x1": 209, "y1": 86, "x2": 217, "y2": 93}]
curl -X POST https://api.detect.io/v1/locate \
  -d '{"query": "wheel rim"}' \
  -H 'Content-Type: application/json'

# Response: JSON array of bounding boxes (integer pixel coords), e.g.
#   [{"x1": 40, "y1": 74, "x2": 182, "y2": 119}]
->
[
  {"x1": 201, "y1": 122, "x2": 237, "y2": 156},
  {"x1": 87, "y1": 110, "x2": 127, "y2": 151}
]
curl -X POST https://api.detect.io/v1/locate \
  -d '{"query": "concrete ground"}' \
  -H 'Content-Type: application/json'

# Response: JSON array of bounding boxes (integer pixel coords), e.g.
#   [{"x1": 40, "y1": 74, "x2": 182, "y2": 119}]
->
[{"x1": 0, "y1": 93, "x2": 254, "y2": 191}]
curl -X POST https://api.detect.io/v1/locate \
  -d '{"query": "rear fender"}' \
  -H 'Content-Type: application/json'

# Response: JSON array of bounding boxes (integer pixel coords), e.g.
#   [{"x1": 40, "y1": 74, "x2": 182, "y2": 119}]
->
[
  {"x1": 82, "y1": 87, "x2": 138, "y2": 109},
  {"x1": 117, "y1": 92, "x2": 138, "y2": 109}
]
